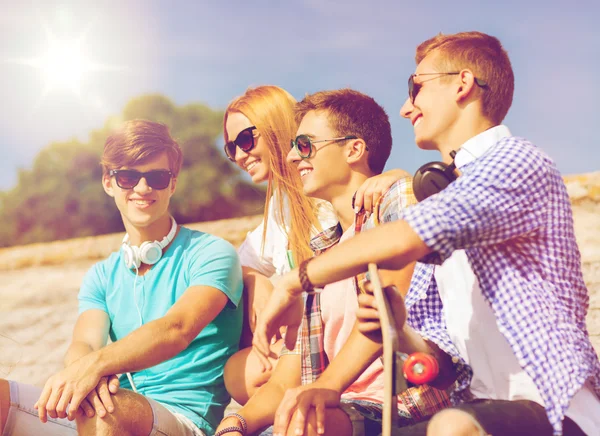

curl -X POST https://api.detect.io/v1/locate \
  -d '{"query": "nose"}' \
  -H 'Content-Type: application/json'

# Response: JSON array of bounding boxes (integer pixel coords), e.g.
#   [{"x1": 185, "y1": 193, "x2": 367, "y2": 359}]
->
[
  {"x1": 400, "y1": 98, "x2": 414, "y2": 119},
  {"x1": 286, "y1": 143, "x2": 301, "y2": 165},
  {"x1": 134, "y1": 176, "x2": 152, "y2": 194},
  {"x1": 234, "y1": 146, "x2": 249, "y2": 167}
]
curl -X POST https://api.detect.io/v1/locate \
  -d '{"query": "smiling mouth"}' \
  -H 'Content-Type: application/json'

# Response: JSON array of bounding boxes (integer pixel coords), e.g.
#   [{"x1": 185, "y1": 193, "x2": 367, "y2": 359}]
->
[
  {"x1": 299, "y1": 169, "x2": 312, "y2": 177},
  {"x1": 131, "y1": 199, "x2": 155, "y2": 206},
  {"x1": 413, "y1": 116, "x2": 423, "y2": 127},
  {"x1": 246, "y1": 160, "x2": 260, "y2": 171}
]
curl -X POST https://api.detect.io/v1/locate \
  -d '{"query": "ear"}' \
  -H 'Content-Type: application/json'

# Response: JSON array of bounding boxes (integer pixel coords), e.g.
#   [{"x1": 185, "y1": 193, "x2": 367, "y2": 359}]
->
[
  {"x1": 102, "y1": 173, "x2": 115, "y2": 197},
  {"x1": 169, "y1": 177, "x2": 177, "y2": 197},
  {"x1": 456, "y1": 70, "x2": 478, "y2": 103},
  {"x1": 346, "y1": 138, "x2": 368, "y2": 165}
]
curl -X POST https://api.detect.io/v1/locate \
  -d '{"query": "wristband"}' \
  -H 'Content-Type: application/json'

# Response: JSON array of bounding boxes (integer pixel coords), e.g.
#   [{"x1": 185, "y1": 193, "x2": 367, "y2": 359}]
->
[
  {"x1": 224, "y1": 413, "x2": 248, "y2": 434},
  {"x1": 214, "y1": 426, "x2": 244, "y2": 436},
  {"x1": 299, "y1": 258, "x2": 315, "y2": 294}
]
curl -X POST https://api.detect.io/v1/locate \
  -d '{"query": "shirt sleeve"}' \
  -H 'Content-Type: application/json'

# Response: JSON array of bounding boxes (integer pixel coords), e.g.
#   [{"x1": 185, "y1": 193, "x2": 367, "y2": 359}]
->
[
  {"x1": 376, "y1": 177, "x2": 418, "y2": 225},
  {"x1": 189, "y1": 237, "x2": 244, "y2": 307},
  {"x1": 403, "y1": 138, "x2": 550, "y2": 264},
  {"x1": 78, "y1": 262, "x2": 108, "y2": 314},
  {"x1": 237, "y1": 197, "x2": 285, "y2": 277}
]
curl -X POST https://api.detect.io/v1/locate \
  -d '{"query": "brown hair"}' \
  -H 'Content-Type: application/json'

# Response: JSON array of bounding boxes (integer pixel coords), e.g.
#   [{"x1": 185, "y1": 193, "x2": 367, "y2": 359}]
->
[
  {"x1": 416, "y1": 31, "x2": 514, "y2": 124},
  {"x1": 224, "y1": 85, "x2": 321, "y2": 266},
  {"x1": 101, "y1": 120, "x2": 183, "y2": 176},
  {"x1": 294, "y1": 89, "x2": 392, "y2": 174}
]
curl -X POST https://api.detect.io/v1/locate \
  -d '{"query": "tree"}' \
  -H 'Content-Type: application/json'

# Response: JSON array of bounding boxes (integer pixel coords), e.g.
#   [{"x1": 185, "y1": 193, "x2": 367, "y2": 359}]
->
[{"x1": 0, "y1": 95, "x2": 264, "y2": 247}]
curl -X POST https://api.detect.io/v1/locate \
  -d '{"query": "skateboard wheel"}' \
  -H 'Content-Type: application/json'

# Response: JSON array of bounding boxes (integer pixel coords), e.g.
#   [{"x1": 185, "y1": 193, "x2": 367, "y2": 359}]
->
[{"x1": 403, "y1": 352, "x2": 439, "y2": 384}]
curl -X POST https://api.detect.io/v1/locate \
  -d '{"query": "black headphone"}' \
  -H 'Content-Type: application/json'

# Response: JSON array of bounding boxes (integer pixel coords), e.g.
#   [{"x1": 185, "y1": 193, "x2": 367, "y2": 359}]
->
[{"x1": 412, "y1": 150, "x2": 458, "y2": 202}]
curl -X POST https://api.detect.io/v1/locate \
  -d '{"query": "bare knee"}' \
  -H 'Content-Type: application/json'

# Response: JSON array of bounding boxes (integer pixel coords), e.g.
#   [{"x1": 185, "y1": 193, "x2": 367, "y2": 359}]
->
[
  {"x1": 224, "y1": 344, "x2": 280, "y2": 405},
  {"x1": 1, "y1": 379, "x2": 10, "y2": 434},
  {"x1": 76, "y1": 389, "x2": 153, "y2": 436},
  {"x1": 427, "y1": 409, "x2": 483, "y2": 436},
  {"x1": 286, "y1": 407, "x2": 352, "y2": 436}
]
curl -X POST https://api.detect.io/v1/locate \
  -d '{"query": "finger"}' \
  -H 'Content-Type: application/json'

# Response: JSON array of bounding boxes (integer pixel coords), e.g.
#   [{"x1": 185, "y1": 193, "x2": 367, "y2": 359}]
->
[
  {"x1": 252, "y1": 319, "x2": 272, "y2": 361},
  {"x1": 97, "y1": 378, "x2": 115, "y2": 413},
  {"x1": 55, "y1": 388, "x2": 72, "y2": 419},
  {"x1": 68, "y1": 392, "x2": 86, "y2": 421},
  {"x1": 45, "y1": 387, "x2": 63, "y2": 420},
  {"x1": 79, "y1": 399, "x2": 95, "y2": 418},
  {"x1": 357, "y1": 294, "x2": 377, "y2": 312},
  {"x1": 371, "y1": 189, "x2": 382, "y2": 212},
  {"x1": 356, "y1": 307, "x2": 381, "y2": 321},
  {"x1": 357, "y1": 321, "x2": 383, "y2": 334},
  {"x1": 89, "y1": 391, "x2": 107, "y2": 418},
  {"x1": 274, "y1": 392, "x2": 299, "y2": 435},
  {"x1": 251, "y1": 340, "x2": 273, "y2": 372},
  {"x1": 363, "y1": 188, "x2": 374, "y2": 213},
  {"x1": 353, "y1": 184, "x2": 366, "y2": 212},
  {"x1": 108, "y1": 375, "x2": 120, "y2": 394},
  {"x1": 362, "y1": 281, "x2": 374, "y2": 294},
  {"x1": 314, "y1": 400, "x2": 326, "y2": 435},
  {"x1": 36, "y1": 384, "x2": 53, "y2": 423},
  {"x1": 284, "y1": 324, "x2": 299, "y2": 352}
]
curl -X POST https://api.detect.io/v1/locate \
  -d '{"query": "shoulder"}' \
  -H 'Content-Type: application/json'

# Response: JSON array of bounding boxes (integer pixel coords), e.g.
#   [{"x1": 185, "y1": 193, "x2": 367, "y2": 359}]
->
[
  {"x1": 181, "y1": 226, "x2": 238, "y2": 257},
  {"x1": 375, "y1": 176, "x2": 417, "y2": 224},
  {"x1": 482, "y1": 136, "x2": 556, "y2": 176}
]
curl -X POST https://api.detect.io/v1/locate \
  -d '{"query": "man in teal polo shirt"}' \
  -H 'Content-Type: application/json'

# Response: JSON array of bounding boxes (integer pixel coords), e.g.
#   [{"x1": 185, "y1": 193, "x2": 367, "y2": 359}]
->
[{"x1": 0, "y1": 120, "x2": 243, "y2": 436}]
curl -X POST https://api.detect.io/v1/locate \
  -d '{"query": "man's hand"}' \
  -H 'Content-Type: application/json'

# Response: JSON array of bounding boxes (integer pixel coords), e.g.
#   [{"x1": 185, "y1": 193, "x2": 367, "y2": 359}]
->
[
  {"x1": 273, "y1": 384, "x2": 341, "y2": 436},
  {"x1": 253, "y1": 271, "x2": 304, "y2": 371},
  {"x1": 357, "y1": 282, "x2": 407, "y2": 343},
  {"x1": 34, "y1": 353, "x2": 103, "y2": 422},
  {"x1": 353, "y1": 169, "x2": 411, "y2": 214},
  {"x1": 79, "y1": 375, "x2": 120, "y2": 419}
]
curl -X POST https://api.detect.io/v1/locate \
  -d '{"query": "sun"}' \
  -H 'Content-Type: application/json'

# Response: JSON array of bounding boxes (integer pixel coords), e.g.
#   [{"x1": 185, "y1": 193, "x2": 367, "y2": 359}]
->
[
  {"x1": 6, "y1": 21, "x2": 123, "y2": 101},
  {"x1": 37, "y1": 38, "x2": 91, "y2": 94}
]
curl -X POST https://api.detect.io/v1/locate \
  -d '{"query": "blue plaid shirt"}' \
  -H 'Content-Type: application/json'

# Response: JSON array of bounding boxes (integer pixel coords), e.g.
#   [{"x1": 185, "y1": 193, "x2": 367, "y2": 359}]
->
[{"x1": 399, "y1": 132, "x2": 600, "y2": 435}]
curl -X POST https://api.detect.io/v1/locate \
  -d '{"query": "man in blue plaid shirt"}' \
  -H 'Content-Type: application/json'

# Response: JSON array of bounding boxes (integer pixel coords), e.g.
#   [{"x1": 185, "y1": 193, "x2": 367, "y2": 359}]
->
[{"x1": 255, "y1": 32, "x2": 600, "y2": 435}]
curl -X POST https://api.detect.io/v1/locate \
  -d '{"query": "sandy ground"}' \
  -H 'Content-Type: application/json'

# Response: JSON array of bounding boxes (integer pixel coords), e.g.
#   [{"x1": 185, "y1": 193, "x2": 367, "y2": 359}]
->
[{"x1": 0, "y1": 195, "x2": 599, "y2": 395}]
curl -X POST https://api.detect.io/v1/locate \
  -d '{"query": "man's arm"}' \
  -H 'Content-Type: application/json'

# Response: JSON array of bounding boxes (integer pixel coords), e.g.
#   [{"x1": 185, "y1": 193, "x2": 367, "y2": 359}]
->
[
  {"x1": 36, "y1": 284, "x2": 229, "y2": 422},
  {"x1": 215, "y1": 353, "x2": 302, "y2": 435},
  {"x1": 253, "y1": 219, "x2": 429, "y2": 361},
  {"x1": 64, "y1": 309, "x2": 110, "y2": 367}
]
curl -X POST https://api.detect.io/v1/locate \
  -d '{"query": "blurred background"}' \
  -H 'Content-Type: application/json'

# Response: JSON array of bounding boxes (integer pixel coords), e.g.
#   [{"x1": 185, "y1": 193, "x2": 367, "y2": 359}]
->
[{"x1": 1, "y1": 0, "x2": 599, "y2": 247}]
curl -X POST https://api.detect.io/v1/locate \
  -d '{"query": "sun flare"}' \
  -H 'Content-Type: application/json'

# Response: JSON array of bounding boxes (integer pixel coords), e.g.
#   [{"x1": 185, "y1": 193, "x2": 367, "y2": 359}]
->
[{"x1": 37, "y1": 38, "x2": 91, "y2": 94}]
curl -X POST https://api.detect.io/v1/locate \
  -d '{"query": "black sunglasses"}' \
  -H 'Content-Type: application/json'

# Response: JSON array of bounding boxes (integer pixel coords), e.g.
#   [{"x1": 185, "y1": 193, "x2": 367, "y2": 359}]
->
[
  {"x1": 408, "y1": 72, "x2": 488, "y2": 103},
  {"x1": 109, "y1": 169, "x2": 173, "y2": 190},
  {"x1": 290, "y1": 134, "x2": 359, "y2": 159},
  {"x1": 224, "y1": 126, "x2": 257, "y2": 162}
]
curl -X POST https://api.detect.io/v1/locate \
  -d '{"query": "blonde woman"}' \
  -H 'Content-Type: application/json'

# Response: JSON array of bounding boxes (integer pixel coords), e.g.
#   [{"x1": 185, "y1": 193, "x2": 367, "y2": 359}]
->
[{"x1": 222, "y1": 86, "x2": 337, "y2": 405}]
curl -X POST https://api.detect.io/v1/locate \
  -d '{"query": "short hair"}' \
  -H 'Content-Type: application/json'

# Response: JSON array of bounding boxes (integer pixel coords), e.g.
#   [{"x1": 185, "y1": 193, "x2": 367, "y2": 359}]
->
[
  {"x1": 416, "y1": 31, "x2": 514, "y2": 124},
  {"x1": 101, "y1": 120, "x2": 183, "y2": 177},
  {"x1": 295, "y1": 89, "x2": 392, "y2": 174}
]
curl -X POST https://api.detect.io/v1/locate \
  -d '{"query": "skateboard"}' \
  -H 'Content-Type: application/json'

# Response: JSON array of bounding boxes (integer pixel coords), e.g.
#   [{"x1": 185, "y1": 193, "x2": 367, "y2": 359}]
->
[{"x1": 367, "y1": 263, "x2": 439, "y2": 436}]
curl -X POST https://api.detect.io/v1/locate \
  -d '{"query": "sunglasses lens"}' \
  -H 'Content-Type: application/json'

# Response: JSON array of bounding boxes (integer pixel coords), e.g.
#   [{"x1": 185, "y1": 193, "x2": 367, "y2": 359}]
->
[
  {"x1": 224, "y1": 142, "x2": 236, "y2": 161},
  {"x1": 235, "y1": 129, "x2": 255, "y2": 152},
  {"x1": 295, "y1": 136, "x2": 312, "y2": 157},
  {"x1": 145, "y1": 171, "x2": 172, "y2": 190},
  {"x1": 115, "y1": 170, "x2": 141, "y2": 189}
]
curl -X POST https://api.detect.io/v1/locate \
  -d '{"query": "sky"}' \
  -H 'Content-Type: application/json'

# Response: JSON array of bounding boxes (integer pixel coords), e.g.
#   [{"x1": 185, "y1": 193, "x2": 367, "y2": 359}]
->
[{"x1": 1, "y1": 0, "x2": 599, "y2": 191}]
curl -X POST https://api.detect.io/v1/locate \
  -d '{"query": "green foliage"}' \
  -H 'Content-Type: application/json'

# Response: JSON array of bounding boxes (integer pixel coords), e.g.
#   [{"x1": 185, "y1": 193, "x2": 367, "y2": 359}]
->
[{"x1": 0, "y1": 95, "x2": 265, "y2": 247}]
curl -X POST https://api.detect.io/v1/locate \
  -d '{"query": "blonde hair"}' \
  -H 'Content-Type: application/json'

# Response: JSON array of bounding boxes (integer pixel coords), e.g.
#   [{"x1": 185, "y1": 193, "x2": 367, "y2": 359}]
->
[
  {"x1": 224, "y1": 85, "x2": 321, "y2": 266},
  {"x1": 416, "y1": 31, "x2": 514, "y2": 124}
]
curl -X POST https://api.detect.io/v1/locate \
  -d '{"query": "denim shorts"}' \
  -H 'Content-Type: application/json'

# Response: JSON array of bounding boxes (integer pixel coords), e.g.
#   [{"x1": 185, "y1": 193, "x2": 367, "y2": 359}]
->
[{"x1": 3, "y1": 380, "x2": 206, "y2": 436}]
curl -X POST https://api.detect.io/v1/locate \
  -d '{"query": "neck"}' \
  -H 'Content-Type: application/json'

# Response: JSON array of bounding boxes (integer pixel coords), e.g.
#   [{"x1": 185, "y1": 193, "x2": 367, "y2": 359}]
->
[
  {"x1": 437, "y1": 116, "x2": 495, "y2": 164},
  {"x1": 327, "y1": 173, "x2": 371, "y2": 232},
  {"x1": 124, "y1": 214, "x2": 173, "y2": 246}
]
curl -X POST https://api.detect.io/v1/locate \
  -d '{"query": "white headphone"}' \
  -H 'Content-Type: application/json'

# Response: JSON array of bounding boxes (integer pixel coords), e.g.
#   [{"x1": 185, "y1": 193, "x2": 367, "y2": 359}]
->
[{"x1": 122, "y1": 217, "x2": 178, "y2": 269}]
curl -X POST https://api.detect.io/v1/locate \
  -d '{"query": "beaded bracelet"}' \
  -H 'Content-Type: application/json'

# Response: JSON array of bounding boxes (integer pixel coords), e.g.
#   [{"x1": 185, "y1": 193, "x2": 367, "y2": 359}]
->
[
  {"x1": 224, "y1": 413, "x2": 248, "y2": 434},
  {"x1": 214, "y1": 426, "x2": 244, "y2": 436}
]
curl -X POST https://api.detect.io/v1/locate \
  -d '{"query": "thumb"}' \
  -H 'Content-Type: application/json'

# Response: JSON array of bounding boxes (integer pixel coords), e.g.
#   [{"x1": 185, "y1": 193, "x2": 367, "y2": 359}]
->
[
  {"x1": 285, "y1": 324, "x2": 300, "y2": 351},
  {"x1": 108, "y1": 375, "x2": 120, "y2": 393}
]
